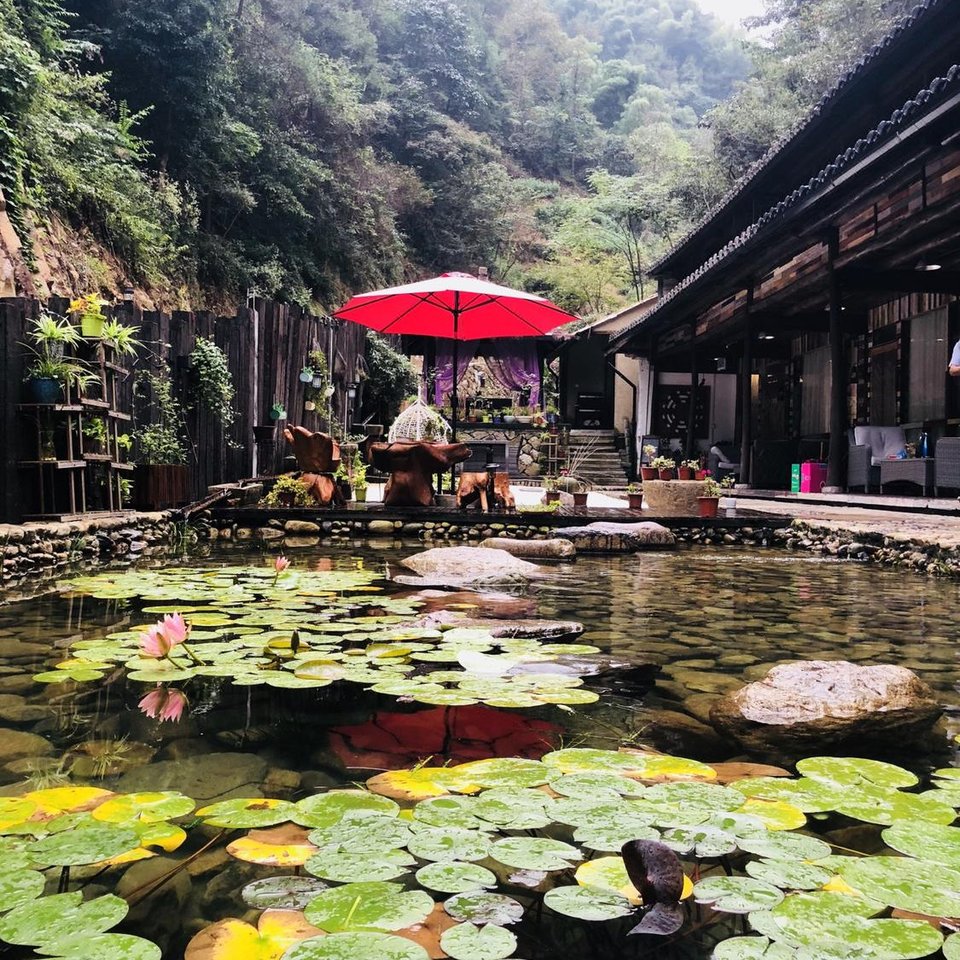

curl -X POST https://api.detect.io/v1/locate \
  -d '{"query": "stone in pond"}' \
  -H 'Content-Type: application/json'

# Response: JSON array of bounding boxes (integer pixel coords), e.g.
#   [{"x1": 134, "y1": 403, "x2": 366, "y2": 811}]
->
[
  {"x1": 0, "y1": 728, "x2": 53, "y2": 763},
  {"x1": 411, "y1": 610, "x2": 583, "y2": 638},
  {"x1": 118, "y1": 751, "x2": 268, "y2": 804},
  {"x1": 0, "y1": 694, "x2": 47, "y2": 723},
  {"x1": 398, "y1": 547, "x2": 541, "y2": 585},
  {"x1": 557, "y1": 522, "x2": 675, "y2": 552},
  {"x1": 710, "y1": 660, "x2": 942, "y2": 755},
  {"x1": 479, "y1": 538, "x2": 577, "y2": 560}
]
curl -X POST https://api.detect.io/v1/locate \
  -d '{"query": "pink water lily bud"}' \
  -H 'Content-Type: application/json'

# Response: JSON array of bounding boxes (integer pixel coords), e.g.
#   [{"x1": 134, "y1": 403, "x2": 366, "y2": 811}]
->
[
  {"x1": 139, "y1": 624, "x2": 172, "y2": 659},
  {"x1": 161, "y1": 613, "x2": 190, "y2": 647},
  {"x1": 274, "y1": 555, "x2": 290, "y2": 574}
]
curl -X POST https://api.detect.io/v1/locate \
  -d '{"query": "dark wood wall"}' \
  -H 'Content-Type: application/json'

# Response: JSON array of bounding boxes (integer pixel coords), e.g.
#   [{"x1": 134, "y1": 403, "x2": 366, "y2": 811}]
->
[{"x1": 0, "y1": 297, "x2": 367, "y2": 522}]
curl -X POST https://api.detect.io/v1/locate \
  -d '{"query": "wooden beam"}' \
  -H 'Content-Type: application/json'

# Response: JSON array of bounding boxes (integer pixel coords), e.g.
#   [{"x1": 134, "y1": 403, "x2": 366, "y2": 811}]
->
[
  {"x1": 739, "y1": 285, "x2": 755, "y2": 486},
  {"x1": 841, "y1": 267, "x2": 960, "y2": 295},
  {"x1": 827, "y1": 232, "x2": 846, "y2": 490}
]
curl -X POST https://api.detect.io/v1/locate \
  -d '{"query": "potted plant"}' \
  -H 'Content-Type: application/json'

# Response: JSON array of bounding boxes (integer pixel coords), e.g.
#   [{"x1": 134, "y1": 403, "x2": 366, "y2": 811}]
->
[
  {"x1": 352, "y1": 453, "x2": 368, "y2": 504},
  {"x1": 299, "y1": 365, "x2": 314, "y2": 384},
  {"x1": 678, "y1": 459, "x2": 699, "y2": 481},
  {"x1": 334, "y1": 461, "x2": 352, "y2": 501},
  {"x1": 698, "y1": 476, "x2": 722, "y2": 518},
  {"x1": 100, "y1": 319, "x2": 142, "y2": 359},
  {"x1": 626, "y1": 482, "x2": 643, "y2": 510},
  {"x1": 83, "y1": 417, "x2": 108, "y2": 454},
  {"x1": 641, "y1": 444, "x2": 658, "y2": 481},
  {"x1": 544, "y1": 476, "x2": 560, "y2": 503},
  {"x1": 28, "y1": 309, "x2": 82, "y2": 359},
  {"x1": 70, "y1": 294, "x2": 107, "y2": 339},
  {"x1": 269, "y1": 402, "x2": 287, "y2": 422},
  {"x1": 652, "y1": 455, "x2": 676, "y2": 480},
  {"x1": 263, "y1": 474, "x2": 311, "y2": 508},
  {"x1": 695, "y1": 466, "x2": 710, "y2": 481},
  {"x1": 132, "y1": 370, "x2": 190, "y2": 510},
  {"x1": 23, "y1": 353, "x2": 96, "y2": 404}
]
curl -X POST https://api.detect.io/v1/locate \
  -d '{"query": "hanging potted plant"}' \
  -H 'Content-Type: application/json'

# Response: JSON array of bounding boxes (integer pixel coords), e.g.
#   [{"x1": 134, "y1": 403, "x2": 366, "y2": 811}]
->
[
  {"x1": 652, "y1": 455, "x2": 676, "y2": 481},
  {"x1": 626, "y1": 482, "x2": 643, "y2": 510},
  {"x1": 299, "y1": 365, "x2": 314, "y2": 384},
  {"x1": 269, "y1": 402, "x2": 287, "y2": 422},
  {"x1": 640, "y1": 444, "x2": 658, "y2": 481},
  {"x1": 697, "y1": 477, "x2": 722, "y2": 518},
  {"x1": 678, "y1": 459, "x2": 699, "y2": 481},
  {"x1": 70, "y1": 294, "x2": 107, "y2": 339}
]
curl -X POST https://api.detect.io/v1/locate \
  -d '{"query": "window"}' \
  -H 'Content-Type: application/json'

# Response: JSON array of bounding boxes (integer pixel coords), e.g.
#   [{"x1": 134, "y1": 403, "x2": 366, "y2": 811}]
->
[
  {"x1": 908, "y1": 308, "x2": 948, "y2": 422},
  {"x1": 800, "y1": 345, "x2": 830, "y2": 435}
]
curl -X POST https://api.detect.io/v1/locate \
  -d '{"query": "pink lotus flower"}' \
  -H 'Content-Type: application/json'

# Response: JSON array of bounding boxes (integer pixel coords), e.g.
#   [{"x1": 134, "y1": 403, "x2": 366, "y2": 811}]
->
[
  {"x1": 138, "y1": 624, "x2": 173, "y2": 659},
  {"x1": 161, "y1": 612, "x2": 190, "y2": 646},
  {"x1": 274, "y1": 555, "x2": 290, "y2": 574},
  {"x1": 138, "y1": 686, "x2": 188, "y2": 722},
  {"x1": 138, "y1": 612, "x2": 190, "y2": 659}
]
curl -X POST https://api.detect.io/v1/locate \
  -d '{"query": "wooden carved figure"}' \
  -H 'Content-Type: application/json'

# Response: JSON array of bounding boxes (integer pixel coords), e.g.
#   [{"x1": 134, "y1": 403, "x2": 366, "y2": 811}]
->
[
  {"x1": 369, "y1": 441, "x2": 471, "y2": 507},
  {"x1": 283, "y1": 426, "x2": 343, "y2": 506}
]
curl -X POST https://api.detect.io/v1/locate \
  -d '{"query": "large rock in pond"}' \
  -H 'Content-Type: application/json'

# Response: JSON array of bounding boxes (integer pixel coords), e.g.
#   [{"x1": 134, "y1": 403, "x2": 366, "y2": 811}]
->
[
  {"x1": 557, "y1": 522, "x2": 675, "y2": 552},
  {"x1": 398, "y1": 546, "x2": 541, "y2": 585},
  {"x1": 710, "y1": 660, "x2": 942, "y2": 754},
  {"x1": 479, "y1": 537, "x2": 576, "y2": 559},
  {"x1": 118, "y1": 752, "x2": 268, "y2": 804},
  {"x1": 641, "y1": 479, "x2": 708, "y2": 516}
]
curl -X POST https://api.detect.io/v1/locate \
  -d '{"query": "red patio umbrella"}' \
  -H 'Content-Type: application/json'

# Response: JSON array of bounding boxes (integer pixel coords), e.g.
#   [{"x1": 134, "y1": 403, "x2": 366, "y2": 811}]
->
[{"x1": 334, "y1": 272, "x2": 578, "y2": 440}]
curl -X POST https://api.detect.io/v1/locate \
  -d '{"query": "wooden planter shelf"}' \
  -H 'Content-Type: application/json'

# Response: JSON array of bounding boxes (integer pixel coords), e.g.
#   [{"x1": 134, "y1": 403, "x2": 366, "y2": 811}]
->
[{"x1": 18, "y1": 346, "x2": 133, "y2": 519}]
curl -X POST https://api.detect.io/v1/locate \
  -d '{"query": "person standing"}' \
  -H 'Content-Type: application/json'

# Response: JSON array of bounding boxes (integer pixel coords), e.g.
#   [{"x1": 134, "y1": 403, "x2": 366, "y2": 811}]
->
[{"x1": 950, "y1": 338, "x2": 960, "y2": 376}]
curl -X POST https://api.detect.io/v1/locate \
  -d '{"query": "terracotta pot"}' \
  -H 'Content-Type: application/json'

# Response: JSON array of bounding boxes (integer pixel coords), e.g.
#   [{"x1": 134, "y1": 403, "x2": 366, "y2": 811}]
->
[
  {"x1": 277, "y1": 490, "x2": 297, "y2": 508},
  {"x1": 545, "y1": 491, "x2": 560, "y2": 503},
  {"x1": 678, "y1": 467, "x2": 694, "y2": 481},
  {"x1": 628, "y1": 493, "x2": 643, "y2": 510},
  {"x1": 658, "y1": 468, "x2": 675, "y2": 481},
  {"x1": 695, "y1": 470, "x2": 708, "y2": 480},
  {"x1": 640, "y1": 467, "x2": 657, "y2": 481},
  {"x1": 572, "y1": 492, "x2": 588, "y2": 507},
  {"x1": 697, "y1": 496, "x2": 720, "y2": 518}
]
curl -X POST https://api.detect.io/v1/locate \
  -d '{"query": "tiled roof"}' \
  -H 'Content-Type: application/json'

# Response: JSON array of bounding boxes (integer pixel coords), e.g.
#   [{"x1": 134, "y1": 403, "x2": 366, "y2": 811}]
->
[
  {"x1": 650, "y1": 0, "x2": 947, "y2": 277},
  {"x1": 612, "y1": 61, "x2": 960, "y2": 349}
]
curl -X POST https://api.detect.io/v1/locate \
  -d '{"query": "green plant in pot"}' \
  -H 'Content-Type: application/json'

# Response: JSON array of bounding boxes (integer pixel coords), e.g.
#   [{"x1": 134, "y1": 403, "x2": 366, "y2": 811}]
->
[
  {"x1": 651, "y1": 455, "x2": 676, "y2": 480},
  {"x1": 22, "y1": 311, "x2": 95, "y2": 403},
  {"x1": 626, "y1": 482, "x2": 643, "y2": 510},
  {"x1": 70, "y1": 294, "x2": 107, "y2": 339},
  {"x1": 132, "y1": 369, "x2": 190, "y2": 510},
  {"x1": 28, "y1": 309, "x2": 82, "y2": 360},
  {"x1": 82, "y1": 417, "x2": 108, "y2": 453},
  {"x1": 100, "y1": 319, "x2": 142, "y2": 359},
  {"x1": 697, "y1": 476, "x2": 732, "y2": 518},
  {"x1": 352, "y1": 452, "x2": 368, "y2": 503},
  {"x1": 263, "y1": 474, "x2": 311, "y2": 508}
]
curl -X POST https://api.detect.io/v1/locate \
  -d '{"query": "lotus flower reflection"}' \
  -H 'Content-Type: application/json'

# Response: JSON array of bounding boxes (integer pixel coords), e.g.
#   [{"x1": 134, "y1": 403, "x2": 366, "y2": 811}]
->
[{"x1": 138, "y1": 686, "x2": 188, "y2": 722}]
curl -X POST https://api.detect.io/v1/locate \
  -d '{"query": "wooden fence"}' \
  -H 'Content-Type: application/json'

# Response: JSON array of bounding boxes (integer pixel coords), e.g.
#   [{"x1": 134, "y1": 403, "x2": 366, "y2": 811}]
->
[{"x1": 0, "y1": 297, "x2": 367, "y2": 522}]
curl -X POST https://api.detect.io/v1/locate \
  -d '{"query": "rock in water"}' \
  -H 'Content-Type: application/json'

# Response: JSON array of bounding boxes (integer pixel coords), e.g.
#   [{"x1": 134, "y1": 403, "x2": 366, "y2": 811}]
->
[
  {"x1": 557, "y1": 522, "x2": 675, "y2": 552},
  {"x1": 479, "y1": 537, "x2": 577, "y2": 559},
  {"x1": 398, "y1": 546, "x2": 541, "y2": 585},
  {"x1": 710, "y1": 660, "x2": 942, "y2": 755}
]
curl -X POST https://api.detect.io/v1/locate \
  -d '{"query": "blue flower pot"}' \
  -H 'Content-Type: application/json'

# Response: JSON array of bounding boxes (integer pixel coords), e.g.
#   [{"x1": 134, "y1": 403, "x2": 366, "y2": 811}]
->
[{"x1": 27, "y1": 378, "x2": 61, "y2": 404}]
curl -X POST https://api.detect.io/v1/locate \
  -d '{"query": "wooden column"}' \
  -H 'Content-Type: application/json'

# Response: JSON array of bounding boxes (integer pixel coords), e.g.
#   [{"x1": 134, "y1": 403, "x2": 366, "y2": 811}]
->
[
  {"x1": 739, "y1": 288, "x2": 754, "y2": 486},
  {"x1": 827, "y1": 231, "x2": 846, "y2": 489},
  {"x1": 685, "y1": 325, "x2": 698, "y2": 456}
]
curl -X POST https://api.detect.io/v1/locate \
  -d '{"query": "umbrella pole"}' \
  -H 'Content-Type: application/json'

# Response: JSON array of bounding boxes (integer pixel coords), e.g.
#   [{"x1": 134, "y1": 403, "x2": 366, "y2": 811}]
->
[{"x1": 449, "y1": 301, "x2": 459, "y2": 493}]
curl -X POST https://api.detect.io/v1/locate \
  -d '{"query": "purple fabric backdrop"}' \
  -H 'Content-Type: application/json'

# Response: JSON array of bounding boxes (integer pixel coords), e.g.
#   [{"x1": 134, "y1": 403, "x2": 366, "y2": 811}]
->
[{"x1": 432, "y1": 340, "x2": 540, "y2": 406}]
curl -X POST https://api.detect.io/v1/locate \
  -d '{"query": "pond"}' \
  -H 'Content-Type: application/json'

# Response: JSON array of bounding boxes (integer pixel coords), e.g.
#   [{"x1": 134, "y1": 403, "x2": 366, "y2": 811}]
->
[{"x1": 0, "y1": 543, "x2": 958, "y2": 960}]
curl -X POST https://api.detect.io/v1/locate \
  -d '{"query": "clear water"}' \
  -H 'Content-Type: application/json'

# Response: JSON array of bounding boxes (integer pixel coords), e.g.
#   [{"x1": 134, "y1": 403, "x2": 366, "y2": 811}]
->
[{"x1": 1, "y1": 543, "x2": 958, "y2": 958}]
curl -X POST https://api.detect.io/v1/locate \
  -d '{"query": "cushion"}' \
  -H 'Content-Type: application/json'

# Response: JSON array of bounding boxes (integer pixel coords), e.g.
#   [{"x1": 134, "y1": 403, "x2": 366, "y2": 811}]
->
[{"x1": 853, "y1": 425, "x2": 906, "y2": 465}]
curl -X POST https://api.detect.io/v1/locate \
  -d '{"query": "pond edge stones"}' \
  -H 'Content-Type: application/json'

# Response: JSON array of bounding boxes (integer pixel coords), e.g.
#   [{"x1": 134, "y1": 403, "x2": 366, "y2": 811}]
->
[
  {"x1": 478, "y1": 537, "x2": 577, "y2": 560},
  {"x1": 710, "y1": 660, "x2": 943, "y2": 755},
  {"x1": 556, "y1": 521, "x2": 676, "y2": 552}
]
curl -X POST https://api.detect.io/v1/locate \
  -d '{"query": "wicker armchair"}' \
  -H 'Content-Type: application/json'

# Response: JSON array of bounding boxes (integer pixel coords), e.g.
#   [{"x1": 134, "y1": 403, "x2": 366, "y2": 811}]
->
[
  {"x1": 847, "y1": 425, "x2": 907, "y2": 492},
  {"x1": 935, "y1": 437, "x2": 960, "y2": 495},
  {"x1": 847, "y1": 443, "x2": 878, "y2": 492}
]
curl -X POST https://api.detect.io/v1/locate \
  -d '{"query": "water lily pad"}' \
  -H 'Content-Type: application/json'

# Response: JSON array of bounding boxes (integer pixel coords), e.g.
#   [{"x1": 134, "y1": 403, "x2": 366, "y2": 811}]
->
[
  {"x1": 294, "y1": 791, "x2": 398, "y2": 828},
  {"x1": 407, "y1": 827, "x2": 492, "y2": 863},
  {"x1": 0, "y1": 799, "x2": 38, "y2": 831},
  {"x1": 366, "y1": 769, "x2": 481, "y2": 802},
  {"x1": 795, "y1": 758, "x2": 917, "y2": 790},
  {"x1": 196, "y1": 798, "x2": 297, "y2": 829},
  {"x1": 444, "y1": 893, "x2": 524, "y2": 926},
  {"x1": 184, "y1": 910, "x2": 323, "y2": 959},
  {"x1": 472, "y1": 789, "x2": 553, "y2": 829},
  {"x1": 881, "y1": 819, "x2": 960, "y2": 868},
  {"x1": 489, "y1": 837, "x2": 582, "y2": 871},
  {"x1": 36, "y1": 933, "x2": 161, "y2": 960},
  {"x1": 0, "y1": 893, "x2": 128, "y2": 946},
  {"x1": 282, "y1": 931, "x2": 429, "y2": 960},
  {"x1": 660, "y1": 824, "x2": 740, "y2": 858},
  {"x1": 731, "y1": 778, "x2": 837, "y2": 814},
  {"x1": 832, "y1": 784, "x2": 955, "y2": 826},
  {"x1": 541, "y1": 748, "x2": 644, "y2": 775},
  {"x1": 0, "y1": 866, "x2": 44, "y2": 911},
  {"x1": 575, "y1": 820, "x2": 661, "y2": 853},
  {"x1": 574, "y1": 856, "x2": 641, "y2": 904},
  {"x1": 543, "y1": 886, "x2": 634, "y2": 921},
  {"x1": 945, "y1": 933, "x2": 960, "y2": 960},
  {"x1": 307, "y1": 814, "x2": 412, "y2": 854},
  {"x1": 712, "y1": 936, "x2": 800, "y2": 959},
  {"x1": 737, "y1": 833, "x2": 831, "y2": 862},
  {"x1": 695, "y1": 876, "x2": 784, "y2": 914},
  {"x1": 548, "y1": 773, "x2": 644, "y2": 799},
  {"x1": 242, "y1": 876, "x2": 329, "y2": 911},
  {"x1": 415, "y1": 861, "x2": 497, "y2": 894},
  {"x1": 839, "y1": 856, "x2": 960, "y2": 917},
  {"x1": 304, "y1": 881, "x2": 434, "y2": 933},
  {"x1": 92, "y1": 792, "x2": 195, "y2": 824},
  {"x1": 23, "y1": 787, "x2": 113, "y2": 815},
  {"x1": 413, "y1": 797, "x2": 484, "y2": 831},
  {"x1": 28, "y1": 821, "x2": 140, "y2": 866},
  {"x1": 744, "y1": 859, "x2": 834, "y2": 891},
  {"x1": 453, "y1": 758, "x2": 549, "y2": 789},
  {"x1": 439, "y1": 922, "x2": 516, "y2": 960},
  {"x1": 305, "y1": 849, "x2": 415, "y2": 883},
  {"x1": 735, "y1": 798, "x2": 806, "y2": 831},
  {"x1": 227, "y1": 824, "x2": 317, "y2": 867}
]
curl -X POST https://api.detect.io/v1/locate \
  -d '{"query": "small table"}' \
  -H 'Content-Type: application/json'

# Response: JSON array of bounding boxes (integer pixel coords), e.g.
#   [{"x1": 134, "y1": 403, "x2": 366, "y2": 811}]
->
[{"x1": 879, "y1": 458, "x2": 934, "y2": 496}]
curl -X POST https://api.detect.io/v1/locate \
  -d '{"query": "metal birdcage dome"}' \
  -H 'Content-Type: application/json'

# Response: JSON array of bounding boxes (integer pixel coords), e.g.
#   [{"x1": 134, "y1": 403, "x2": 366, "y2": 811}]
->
[{"x1": 388, "y1": 398, "x2": 451, "y2": 443}]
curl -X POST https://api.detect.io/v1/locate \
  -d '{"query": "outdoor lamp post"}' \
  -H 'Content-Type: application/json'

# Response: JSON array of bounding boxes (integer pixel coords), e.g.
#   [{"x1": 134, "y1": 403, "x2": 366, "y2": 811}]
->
[{"x1": 347, "y1": 381, "x2": 358, "y2": 433}]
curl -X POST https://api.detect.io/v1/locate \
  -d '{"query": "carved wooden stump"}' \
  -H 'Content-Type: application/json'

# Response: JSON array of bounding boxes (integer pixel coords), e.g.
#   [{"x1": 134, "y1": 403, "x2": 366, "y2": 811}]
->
[
  {"x1": 369, "y1": 441, "x2": 471, "y2": 507},
  {"x1": 283, "y1": 426, "x2": 343, "y2": 506}
]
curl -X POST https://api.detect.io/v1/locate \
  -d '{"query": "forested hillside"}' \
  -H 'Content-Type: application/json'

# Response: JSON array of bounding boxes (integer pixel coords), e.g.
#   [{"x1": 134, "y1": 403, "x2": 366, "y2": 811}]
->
[{"x1": 0, "y1": 0, "x2": 919, "y2": 316}]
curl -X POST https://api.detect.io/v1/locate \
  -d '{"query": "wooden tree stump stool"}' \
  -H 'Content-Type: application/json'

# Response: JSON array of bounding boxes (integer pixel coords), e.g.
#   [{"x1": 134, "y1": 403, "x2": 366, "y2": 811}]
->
[
  {"x1": 369, "y1": 441, "x2": 471, "y2": 507},
  {"x1": 283, "y1": 426, "x2": 343, "y2": 506}
]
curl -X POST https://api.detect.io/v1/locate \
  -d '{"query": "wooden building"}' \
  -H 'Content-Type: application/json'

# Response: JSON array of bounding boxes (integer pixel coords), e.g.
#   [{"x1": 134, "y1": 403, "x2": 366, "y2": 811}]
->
[{"x1": 610, "y1": 0, "x2": 960, "y2": 490}]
